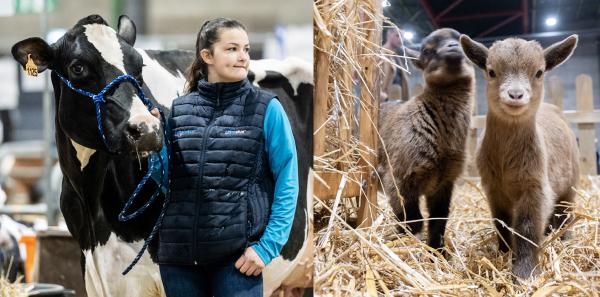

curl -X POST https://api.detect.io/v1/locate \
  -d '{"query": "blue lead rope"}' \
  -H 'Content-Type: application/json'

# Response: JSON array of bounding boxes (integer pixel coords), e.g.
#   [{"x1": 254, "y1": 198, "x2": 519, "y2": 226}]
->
[
  {"x1": 53, "y1": 71, "x2": 171, "y2": 275},
  {"x1": 119, "y1": 111, "x2": 172, "y2": 275}
]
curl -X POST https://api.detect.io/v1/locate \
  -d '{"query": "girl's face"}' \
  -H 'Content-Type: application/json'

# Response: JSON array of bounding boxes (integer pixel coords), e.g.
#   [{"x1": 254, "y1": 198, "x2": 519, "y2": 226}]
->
[{"x1": 202, "y1": 28, "x2": 250, "y2": 83}]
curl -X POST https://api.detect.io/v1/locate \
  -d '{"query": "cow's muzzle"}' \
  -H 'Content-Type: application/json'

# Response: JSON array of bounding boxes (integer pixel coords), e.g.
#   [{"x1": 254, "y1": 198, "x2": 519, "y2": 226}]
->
[{"x1": 127, "y1": 121, "x2": 163, "y2": 153}]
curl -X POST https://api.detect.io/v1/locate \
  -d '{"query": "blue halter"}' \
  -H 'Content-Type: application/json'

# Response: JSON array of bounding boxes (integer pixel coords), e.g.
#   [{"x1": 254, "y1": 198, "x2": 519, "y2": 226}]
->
[
  {"x1": 53, "y1": 72, "x2": 154, "y2": 151},
  {"x1": 53, "y1": 71, "x2": 171, "y2": 275}
]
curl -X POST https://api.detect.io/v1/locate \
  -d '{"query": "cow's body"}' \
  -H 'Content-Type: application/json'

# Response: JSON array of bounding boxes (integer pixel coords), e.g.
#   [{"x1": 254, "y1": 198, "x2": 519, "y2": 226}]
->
[{"x1": 12, "y1": 15, "x2": 312, "y2": 297}]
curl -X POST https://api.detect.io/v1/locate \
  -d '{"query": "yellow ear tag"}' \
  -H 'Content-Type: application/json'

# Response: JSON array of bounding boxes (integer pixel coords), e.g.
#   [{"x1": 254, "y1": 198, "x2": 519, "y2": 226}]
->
[{"x1": 25, "y1": 54, "x2": 38, "y2": 77}]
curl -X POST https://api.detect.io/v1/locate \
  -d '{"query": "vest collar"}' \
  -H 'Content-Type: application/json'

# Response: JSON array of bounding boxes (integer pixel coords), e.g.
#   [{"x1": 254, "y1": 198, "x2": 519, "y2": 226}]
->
[{"x1": 196, "y1": 78, "x2": 251, "y2": 106}]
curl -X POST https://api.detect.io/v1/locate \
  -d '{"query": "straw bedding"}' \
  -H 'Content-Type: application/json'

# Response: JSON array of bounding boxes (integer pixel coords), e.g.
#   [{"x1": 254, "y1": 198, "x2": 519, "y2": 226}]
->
[{"x1": 315, "y1": 177, "x2": 600, "y2": 296}]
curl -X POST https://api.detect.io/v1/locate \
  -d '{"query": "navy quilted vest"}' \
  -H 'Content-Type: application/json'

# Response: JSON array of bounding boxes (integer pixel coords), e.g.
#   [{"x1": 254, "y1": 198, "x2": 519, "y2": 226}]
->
[{"x1": 158, "y1": 79, "x2": 275, "y2": 265}]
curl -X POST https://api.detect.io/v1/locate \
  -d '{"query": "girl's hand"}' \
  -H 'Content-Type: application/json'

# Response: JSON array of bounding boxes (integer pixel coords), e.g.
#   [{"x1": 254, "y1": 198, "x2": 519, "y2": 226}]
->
[
  {"x1": 235, "y1": 247, "x2": 265, "y2": 276},
  {"x1": 150, "y1": 108, "x2": 160, "y2": 119}
]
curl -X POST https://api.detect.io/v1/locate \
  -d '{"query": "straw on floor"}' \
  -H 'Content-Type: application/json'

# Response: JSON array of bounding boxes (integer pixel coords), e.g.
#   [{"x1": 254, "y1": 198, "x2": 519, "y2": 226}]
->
[{"x1": 315, "y1": 177, "x2": 600, "y2": 296}]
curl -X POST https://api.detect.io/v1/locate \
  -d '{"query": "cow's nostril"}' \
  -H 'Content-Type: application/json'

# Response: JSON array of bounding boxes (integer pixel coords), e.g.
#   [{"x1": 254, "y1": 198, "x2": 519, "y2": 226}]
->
[
  {"x1": 508, "y1": 89, "x2": 524, "y2": 100},
  {"x1": 127, "y1": 124, "x2": 142, "y2": 140}
]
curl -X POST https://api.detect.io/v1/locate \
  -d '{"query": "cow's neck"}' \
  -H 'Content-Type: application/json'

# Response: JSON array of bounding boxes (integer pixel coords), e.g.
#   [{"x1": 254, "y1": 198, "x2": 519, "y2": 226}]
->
[{"x1": 56, "y1": 126, "x2": 160, "y2": 253}]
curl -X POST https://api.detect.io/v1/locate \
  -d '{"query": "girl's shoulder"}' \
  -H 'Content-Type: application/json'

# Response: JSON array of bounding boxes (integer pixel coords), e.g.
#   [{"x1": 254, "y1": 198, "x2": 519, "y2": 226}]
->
[
  {"x1": 172, "y1": 91, "x2": 199, "y2": 106},
  {"x1": 250, "y1": 86, "x2": 278, "y2": 103}
]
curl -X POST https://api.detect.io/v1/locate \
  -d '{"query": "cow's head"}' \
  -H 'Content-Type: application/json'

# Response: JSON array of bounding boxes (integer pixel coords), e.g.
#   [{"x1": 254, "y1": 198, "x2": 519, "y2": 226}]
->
[{"x1": 11, "y1": 15, "x2": 162, "y2": 155}]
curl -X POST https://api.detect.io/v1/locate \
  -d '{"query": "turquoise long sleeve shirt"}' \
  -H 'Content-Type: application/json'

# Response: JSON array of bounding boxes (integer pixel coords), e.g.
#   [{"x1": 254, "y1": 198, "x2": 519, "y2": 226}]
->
[{"x1": 251, "y1": 99, "x2": 299, "y2": 265}]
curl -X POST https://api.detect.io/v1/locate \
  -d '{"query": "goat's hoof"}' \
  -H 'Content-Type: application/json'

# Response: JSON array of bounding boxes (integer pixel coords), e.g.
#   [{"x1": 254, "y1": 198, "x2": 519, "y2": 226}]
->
[
  {"x1": 512, "y1": 259, "x2": 538, "y2": 280},
  {"x1": 498, "y1": 243, "x2": 510, "y2": 254},
  {"x1": 395, "y1": 223, "x2": 423, "y2": 236},
  {"x1": 431, "y1": 246, "x2": 449, "y2": 259}
]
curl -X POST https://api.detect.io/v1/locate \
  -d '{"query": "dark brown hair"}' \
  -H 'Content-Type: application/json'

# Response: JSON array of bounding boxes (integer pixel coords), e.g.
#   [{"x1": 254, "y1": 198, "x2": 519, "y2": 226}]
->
[{"x1": 185, "y1": 18, "x2": 246, "y2": 93}]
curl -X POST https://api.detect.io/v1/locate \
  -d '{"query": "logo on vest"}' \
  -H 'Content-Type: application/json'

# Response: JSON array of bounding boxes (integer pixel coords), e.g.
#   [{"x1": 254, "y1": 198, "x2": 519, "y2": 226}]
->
[
  {"x1": 174, "y1": 129, "x2": 195, "y2": 138},
  {"x1": 223, "y1": 129, "x2": 247, "y2": 136}
]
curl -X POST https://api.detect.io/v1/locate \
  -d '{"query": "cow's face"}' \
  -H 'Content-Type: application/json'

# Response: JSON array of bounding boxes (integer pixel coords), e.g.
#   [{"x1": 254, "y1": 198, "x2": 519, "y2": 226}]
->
[{"x1": 11, "y1": 15, "x2": 161, "y2": 155}]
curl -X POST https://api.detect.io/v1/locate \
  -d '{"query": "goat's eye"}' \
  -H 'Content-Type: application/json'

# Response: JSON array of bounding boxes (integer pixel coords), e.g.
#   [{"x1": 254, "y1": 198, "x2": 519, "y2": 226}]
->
[
  {"x1": 488, "y1": 69, "x2": 496, "y2": 78},
  {"x1": 535, "y1": 70, "x2": 543, "y2": 78},
  {"x1": 70, "y1": 64, "x2": 85, "y2": 75}
]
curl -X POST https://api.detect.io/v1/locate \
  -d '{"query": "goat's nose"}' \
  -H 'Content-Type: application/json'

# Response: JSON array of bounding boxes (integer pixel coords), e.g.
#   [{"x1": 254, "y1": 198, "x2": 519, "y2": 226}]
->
[
  {"x1": 446, "y1": 41, "x2": 459, "y2": 48},
  {"x1": 508, "y1": 88, "x2": 524, "y2": 100}
]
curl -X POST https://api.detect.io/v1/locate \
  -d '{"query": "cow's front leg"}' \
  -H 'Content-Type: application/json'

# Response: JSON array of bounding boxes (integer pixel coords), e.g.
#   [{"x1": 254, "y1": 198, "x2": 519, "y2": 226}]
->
[{"x1": 512, "y1": 188, "x2": 545, "y2": 279}]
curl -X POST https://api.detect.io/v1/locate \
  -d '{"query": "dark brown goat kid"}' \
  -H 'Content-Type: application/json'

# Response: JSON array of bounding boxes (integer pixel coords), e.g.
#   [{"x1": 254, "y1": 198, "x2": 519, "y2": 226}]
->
[
  {"x1": 460, "y1": 34, "x2": 580, "y2": 279},
  {"x1": 378, "y1": 28, "x2": 475, "y2": 251}
]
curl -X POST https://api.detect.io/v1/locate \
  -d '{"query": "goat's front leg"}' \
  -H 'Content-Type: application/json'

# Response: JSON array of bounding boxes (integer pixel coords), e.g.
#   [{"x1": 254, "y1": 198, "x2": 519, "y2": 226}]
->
[
  {"x1": 485, "y1": 186, "x2": 513, "y2": 253},
  {"x1": 426, "y1": 182, "x2": 453, "y2": 251},
  {"x1": 512, "y1": 187, "x2": 546, "y2": 279},
  {"x1": 391, "y1": 184, "x2": 423, "y2": 235}
]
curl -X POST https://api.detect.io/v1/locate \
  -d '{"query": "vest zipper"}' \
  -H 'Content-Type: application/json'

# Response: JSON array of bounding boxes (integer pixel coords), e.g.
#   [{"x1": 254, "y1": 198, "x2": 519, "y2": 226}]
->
[
  {"x1": 192, "y1": 90, "x2": 220, "y2": 265},
  {"x1": 216, "y1": 84, "x2": 221, "y2": 106}
]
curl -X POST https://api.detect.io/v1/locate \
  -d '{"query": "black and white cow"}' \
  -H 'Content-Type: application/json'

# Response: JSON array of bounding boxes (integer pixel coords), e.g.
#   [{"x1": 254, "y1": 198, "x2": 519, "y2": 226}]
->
[{"x1": 11, "y1": 15, "x2": 313, "y2": 297}]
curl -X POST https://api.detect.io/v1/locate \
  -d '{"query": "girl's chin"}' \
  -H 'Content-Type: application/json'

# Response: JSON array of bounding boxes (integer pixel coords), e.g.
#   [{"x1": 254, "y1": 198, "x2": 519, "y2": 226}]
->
[
  {"x1": 212, "y1": 69, "x2": 248, "y2": 82},
  {"x1": 228, "y1": 72, "x2": 248, "y2": 81}
]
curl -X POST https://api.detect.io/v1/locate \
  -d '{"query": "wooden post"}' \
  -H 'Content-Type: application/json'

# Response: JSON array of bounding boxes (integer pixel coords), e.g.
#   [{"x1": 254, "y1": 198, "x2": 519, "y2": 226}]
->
[
  {"x1": 314, "y1": 172, "x2": 361, "y2": 199},
  {"x1": 575, "y1": 74, "x2": 597, "y2": 175},
  {"x1": 338, "y1": 0, "x2": 356, "y2": 171},
  {"x1": 467, "y1": 93, "x2": 479, "y2": 177},
  {"x1": 314, "y1": 0, "x2": 331, "y2": 159},
  {"x1": 548, "y1": 75, "x2": 564, "y2": 110},
  {"x1": 356, "y1": 0, "x2": 381, "y2": 227}
]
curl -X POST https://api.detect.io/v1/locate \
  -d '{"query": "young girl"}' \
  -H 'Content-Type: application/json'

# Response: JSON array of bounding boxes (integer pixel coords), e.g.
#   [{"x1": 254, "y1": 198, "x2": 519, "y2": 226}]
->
[{"x1": 154, "y1": 18, "x2": 299, "y2": 297}]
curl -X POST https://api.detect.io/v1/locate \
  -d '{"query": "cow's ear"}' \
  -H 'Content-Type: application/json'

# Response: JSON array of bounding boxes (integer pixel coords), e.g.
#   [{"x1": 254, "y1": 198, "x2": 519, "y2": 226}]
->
[
  {"x1": 118, "y1": 15, "x2": 136, "y2": 46},
  {"x1": 11, "y1": 37, "x2": 53, "y2": 74}
]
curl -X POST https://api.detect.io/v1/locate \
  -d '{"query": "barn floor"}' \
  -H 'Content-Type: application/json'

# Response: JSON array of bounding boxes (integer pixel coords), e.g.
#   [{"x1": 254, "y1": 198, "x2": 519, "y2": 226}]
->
[{"x1": 315, "y1": 176, "x2": 600, "y2": 296}]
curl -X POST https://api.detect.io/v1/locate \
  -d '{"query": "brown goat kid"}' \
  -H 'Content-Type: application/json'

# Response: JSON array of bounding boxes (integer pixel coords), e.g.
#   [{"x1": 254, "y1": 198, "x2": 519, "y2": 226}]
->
[
  {"x1": 378, "y1": 28, "x2": 475, "y2": 251},
  {"x1": 460, "y1": 35, "x2": 580, "y2": 279}
]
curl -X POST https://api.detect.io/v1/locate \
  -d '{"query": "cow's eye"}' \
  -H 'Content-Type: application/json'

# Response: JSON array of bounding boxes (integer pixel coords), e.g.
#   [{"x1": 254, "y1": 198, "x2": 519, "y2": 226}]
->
[
  {"x1": 488, "y1": 69, "x2": 496, "y2": 78},
  {"x1": 70, "y1": 64, "x2": 85, "y2": 75}
]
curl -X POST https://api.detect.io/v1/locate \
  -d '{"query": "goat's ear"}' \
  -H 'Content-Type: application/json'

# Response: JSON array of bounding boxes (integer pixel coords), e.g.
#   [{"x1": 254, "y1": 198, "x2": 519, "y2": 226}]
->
[
  {"x1": 459, "y1": 34, "x2": 488, "y2": 69},
  {"x1": 11, "y1": 37, "x2": 53, "y2": 74},
  {"x1": 403, "y1": 47, "x2": 423, "y2": 69},
  {"x1": 544, "y1": 34, "x2": 577, "y2": 71},
  {"x1": 118, "y1": 15, "x2": 136, "y2": 46}
]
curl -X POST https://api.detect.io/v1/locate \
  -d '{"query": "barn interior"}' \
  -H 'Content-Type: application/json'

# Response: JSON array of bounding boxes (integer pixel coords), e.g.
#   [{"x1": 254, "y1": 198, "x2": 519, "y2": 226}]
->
[
  {"x1": 386, "y1": 0, "x2": 600, "y2": 116},
  {"x1": 314, "y1": 0, "x2": 600, "y2": 295}
]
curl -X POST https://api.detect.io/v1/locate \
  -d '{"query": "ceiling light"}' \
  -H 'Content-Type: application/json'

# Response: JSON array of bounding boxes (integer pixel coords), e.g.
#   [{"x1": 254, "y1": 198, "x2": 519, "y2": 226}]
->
[
  {"x1": 545, "y1": 16, "x2": 557, "y2": 27},
  {"x1": 403, "y1": 31, "x2": 414, "y2": 41}
]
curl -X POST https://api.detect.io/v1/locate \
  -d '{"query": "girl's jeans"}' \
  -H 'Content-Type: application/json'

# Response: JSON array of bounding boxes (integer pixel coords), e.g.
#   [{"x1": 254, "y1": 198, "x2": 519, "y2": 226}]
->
[{"x1": 159, "y1": 260, "x2": 262, "y2": 297}]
